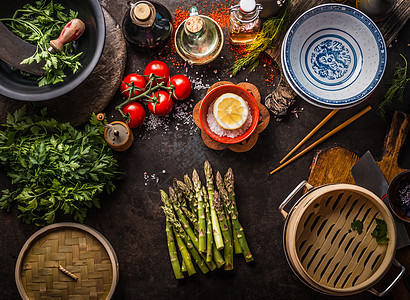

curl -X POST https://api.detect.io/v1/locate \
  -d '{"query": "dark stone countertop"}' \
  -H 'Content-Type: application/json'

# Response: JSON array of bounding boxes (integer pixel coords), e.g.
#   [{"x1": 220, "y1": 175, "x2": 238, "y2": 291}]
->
[{"x1": 0, "y1": 0, "x2": 409, "y2": 299}]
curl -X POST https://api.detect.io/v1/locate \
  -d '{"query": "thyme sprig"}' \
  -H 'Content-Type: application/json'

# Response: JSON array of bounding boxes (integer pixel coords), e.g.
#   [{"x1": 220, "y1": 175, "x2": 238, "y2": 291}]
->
[
  {"x1": 231, "y1": 0, "x2": 291, "y2": 76},
  {"x1": 378, "y1": 54, "x2": 410, "y2": 120}
]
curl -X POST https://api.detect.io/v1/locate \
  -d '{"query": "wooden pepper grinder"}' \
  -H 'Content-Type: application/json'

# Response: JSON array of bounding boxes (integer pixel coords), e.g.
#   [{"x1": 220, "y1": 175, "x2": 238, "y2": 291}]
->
[
  {"x1": 48, "y1": 19, "x2": 85, "y2": 54},
  {"x1": 96, "y1": 113, "x2": 134, "y2": 151}
]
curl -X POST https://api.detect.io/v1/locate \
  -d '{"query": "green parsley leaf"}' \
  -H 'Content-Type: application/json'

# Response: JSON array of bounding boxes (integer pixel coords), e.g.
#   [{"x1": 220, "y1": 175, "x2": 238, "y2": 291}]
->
[
  {"x1": 371, "y1": 219, "x2": 390, "y2": 244},
  {"x1": 351, "y1": 220, "x2": 363, "y2": 234},
  {"x1": 0, "y1": 106, "x2": 122, "y2": 226}
]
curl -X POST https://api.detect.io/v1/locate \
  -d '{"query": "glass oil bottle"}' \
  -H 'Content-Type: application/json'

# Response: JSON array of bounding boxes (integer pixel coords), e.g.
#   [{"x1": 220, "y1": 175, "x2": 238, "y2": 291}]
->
[
  {"x1": 122, "y1": 1, "x2": 173, "y2": 51},
  {"x1": 229, "y1": 0, "x2": 263, "y2": 45},
  {"x1": 174, "y1": 7, "x2": 224, "y2": 65}
]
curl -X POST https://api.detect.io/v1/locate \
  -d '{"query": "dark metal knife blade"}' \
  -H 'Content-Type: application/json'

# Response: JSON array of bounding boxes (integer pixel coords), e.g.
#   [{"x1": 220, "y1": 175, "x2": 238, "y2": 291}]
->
[
  {"x1": 351, "y1": 151, "x2": 410, "y2": 250},
  {"x1": 0, "y1": 21, "x2": 44, "y2": 76}
]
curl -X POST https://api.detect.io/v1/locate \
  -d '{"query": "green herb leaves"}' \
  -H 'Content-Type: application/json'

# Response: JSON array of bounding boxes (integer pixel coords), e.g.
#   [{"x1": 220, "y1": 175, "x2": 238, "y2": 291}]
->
[
  {"x1": 231, "y1": 1, "x2": 291, "y2": 76},
  {"x1": 350, "y1": 218, "x2": 389, "y2": 244},
  {"x1": 351, "y1": 220, "x2": 363, "y2": 234},
  {"x1": 1, "y1": 0, "x2": 82, "y2": 86},
  {"x1": 378, "y1": 54, "x2": 410, "y2": 120},
  {"x1": 0, "y1": 107, "x2": 121, "y2": 226},
  {"x1": 371, "y1": 218, "x2": 390, "y2": 244}
]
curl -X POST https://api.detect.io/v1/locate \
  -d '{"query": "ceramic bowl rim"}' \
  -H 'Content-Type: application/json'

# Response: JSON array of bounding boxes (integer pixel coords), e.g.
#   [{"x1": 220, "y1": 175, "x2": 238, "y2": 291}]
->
[
  {"x1": 199, "y1": 84, "x2": 259, "y2": 144},
  {"x1": 387, "y1": 170, "x2": 410, "y2": 223},
  {"x1": 282, "y1": 3, "x2": 386, "y2": 106}
]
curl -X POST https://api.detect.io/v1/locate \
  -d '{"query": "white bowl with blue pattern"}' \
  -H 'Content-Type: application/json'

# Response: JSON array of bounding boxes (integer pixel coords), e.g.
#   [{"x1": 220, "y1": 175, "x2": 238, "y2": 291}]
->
[
  {"x1": 282, "y1": 4, "x2": 386, "y2": 108},
  {"x1": 281, "y1": 29, "x2": 370, "y2": 110}
]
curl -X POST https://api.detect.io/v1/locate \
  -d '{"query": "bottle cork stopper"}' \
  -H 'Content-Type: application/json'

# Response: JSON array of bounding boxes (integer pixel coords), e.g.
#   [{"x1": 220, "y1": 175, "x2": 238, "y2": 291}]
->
[
  {"x1": 186, "y1": 16, "x2": 203, "y2": 33},
  {"x1": 134, "y1": 3, "x2": 151, "y2": 21}
]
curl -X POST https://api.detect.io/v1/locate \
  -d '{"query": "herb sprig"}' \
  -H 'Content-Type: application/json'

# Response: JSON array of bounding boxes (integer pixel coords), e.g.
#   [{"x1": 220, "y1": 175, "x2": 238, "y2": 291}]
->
[
  {"x1": 231, "y1": 0, "x2": 291, "y2": 76},
  {"x1": 371, "y1": 218, "x2": 390, "y2": 244},
  {"x1": 0, "y1": 0, "x2": 82, "y2": 86},
  {"x1": 0, "y1": 107, "x2": 121, "y2": 226},
  {"x1": 378, "y1": 54, "x2": 410, "y2": 120},
  {"x1": 351, "y1": 220, "x2": 363, "y2": 234}
]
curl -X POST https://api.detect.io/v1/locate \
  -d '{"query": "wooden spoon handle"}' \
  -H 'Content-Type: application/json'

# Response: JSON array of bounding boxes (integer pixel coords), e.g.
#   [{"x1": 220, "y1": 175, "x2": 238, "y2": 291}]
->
[{"x1": 49, "y1": 19, "x2": 85, "y2": 53}]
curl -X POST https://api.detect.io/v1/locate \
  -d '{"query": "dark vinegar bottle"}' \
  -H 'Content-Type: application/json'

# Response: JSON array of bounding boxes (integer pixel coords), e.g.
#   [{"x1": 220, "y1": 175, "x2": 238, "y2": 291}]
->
[{"x1": 122, "y1": 1, "x2": 173, "y2": 51}]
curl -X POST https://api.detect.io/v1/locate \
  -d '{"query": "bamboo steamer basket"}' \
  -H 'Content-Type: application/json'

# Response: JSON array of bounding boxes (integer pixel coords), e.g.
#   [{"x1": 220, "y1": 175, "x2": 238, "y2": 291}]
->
[
  {"x1": 15, "y1": 223, "x2": 119, "y2": 300},
  {"x1": 280, "y1": 181, "x2": 405, "y2": 297}
]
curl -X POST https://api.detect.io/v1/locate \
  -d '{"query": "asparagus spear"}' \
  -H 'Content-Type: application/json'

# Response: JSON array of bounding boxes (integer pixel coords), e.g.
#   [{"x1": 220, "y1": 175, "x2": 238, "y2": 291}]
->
[
  {"x1": 176, "y1": 180, "x2": 199, "y2": 232},
  {"x1": 223, "y1": 168, "x2": 254, "y2": 262},
  {"x1": 174, "y1": 182, "x2": 217, "y2": 271},
  {"x1": 216, "y1": 172, "x2": 242, "y2": 254},
  {"x1": 174, "y1": 228, "x2": 196, "y2": 276},
  {"x1": 182, "y1": 206, "x2": 199, "y2": 232},
  {"x1": 184, "y1": 174, "x2": 198, "y2": 215},
  {"x1": 224, "y1": 201, "x2": 242, "y2": 254},
  {"x1": 202, "y1": 186, "x2": 214, "y2": 262},
  {"x1": 173, "y1": 179, "x2": 186, "y2": 206},
  {"x1": 169, "y1": 187, "x2": 199, "y2": 249},
  {"x1": 212, "y1": 244, "x2": 225, "y2": 268},
  {"x1": 162, "y1": 204, "x2": 209, "y2": 274},
  {"x1": 214, "y1": 189, "x2": 233, "y2": 270},
  {"x1": 160, "y1": 190, "x2": 184, "y2": 279},
  {"x1": 204, "y1": 161, "x2": 224, "y2": 250},
  {"x1": 193, "y1": 169, "x2": 207, "y2": 253},
  {"x1": 181, "y1": 260, "x2": 187, "y2": 273},
  {"x1": 190, "y1": 184, "x2": 224, "y2": 268}
]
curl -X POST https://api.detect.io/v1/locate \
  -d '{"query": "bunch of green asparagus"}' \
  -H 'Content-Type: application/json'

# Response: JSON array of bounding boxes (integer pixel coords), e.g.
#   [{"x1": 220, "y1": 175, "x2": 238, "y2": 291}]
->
[{"x1": 160, "y1": 161, "x2": 253, "y2": 279}]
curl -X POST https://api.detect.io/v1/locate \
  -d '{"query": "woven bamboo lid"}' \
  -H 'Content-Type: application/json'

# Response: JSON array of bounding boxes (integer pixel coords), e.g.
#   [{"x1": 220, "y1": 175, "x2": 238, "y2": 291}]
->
[
  {"x1": 284, "y1": 184, "x2": 396, "y2": 295},
  {"x1": 15, "y1": 223, "x2": 119, "y2": 300}
]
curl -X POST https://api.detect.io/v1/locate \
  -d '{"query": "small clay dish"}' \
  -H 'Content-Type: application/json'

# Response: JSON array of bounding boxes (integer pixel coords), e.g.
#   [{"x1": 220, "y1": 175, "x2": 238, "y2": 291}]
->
[
  {"x1": 387, "y1": 170, "x2": 410, "y2": 223},
  {"x1": 199, "y1": 84, "x2": 259, "y2": 144}
]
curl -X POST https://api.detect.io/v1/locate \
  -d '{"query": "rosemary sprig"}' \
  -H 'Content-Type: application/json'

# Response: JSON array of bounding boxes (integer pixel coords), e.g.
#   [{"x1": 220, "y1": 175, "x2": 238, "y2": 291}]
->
[
  {"x1": 378, "y1": 54, "x2": 410, "y2": 120},
  {"x1": 231, "y1": 0, "x2": 291, "y2": 76}
]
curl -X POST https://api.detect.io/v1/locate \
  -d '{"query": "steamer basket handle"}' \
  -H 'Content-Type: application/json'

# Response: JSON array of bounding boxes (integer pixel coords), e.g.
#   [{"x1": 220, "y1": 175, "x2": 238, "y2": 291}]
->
[
  {"x1": 368, "y1": 259, "x2": 405, "y2": 297},
  {"x1": 279, "y1": 180, "x2": 313, "y2": 219}
]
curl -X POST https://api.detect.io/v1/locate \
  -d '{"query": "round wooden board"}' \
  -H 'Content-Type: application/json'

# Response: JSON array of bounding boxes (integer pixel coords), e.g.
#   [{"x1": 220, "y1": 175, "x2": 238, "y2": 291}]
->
[
  {"x1": 193, "y1": 81, "x2": 270, "y2": 152},
  {"x1": 0, "y1": 8, "x2": 127, "y2": 127}
]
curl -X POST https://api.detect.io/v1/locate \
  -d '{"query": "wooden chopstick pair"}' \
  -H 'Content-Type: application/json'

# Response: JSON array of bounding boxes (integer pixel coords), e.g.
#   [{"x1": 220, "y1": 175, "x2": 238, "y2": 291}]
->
[{"x1": 270, "y1": 106, "x2": 372, "y2": 175}]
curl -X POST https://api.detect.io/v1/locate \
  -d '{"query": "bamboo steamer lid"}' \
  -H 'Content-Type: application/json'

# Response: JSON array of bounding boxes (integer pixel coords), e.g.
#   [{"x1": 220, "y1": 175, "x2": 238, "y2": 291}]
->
[
  {"x1": 15, "y1": 223, "x2": 119, "y2": 300},
  {"x1": 284, "y1": 184, "x2": 396, "y2": 295}
]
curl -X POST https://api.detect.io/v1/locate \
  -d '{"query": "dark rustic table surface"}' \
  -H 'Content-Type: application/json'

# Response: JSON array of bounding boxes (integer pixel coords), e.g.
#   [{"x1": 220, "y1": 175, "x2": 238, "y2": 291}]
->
[{"x1": 0, "y1": 0, "x2": 409, "y2": 299}]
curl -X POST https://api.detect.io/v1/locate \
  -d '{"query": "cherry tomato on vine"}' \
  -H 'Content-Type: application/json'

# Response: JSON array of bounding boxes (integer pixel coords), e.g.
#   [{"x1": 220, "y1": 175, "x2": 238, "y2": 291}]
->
[
  {"x1": 168, "y1": 75, "x2": 192, "y2": 101},
  {"x1": 144, "y1": 61, "x2": 170, "y2": 86},
  {"x1": 148, "y1": 91, "x2": 173, "y2": 116},
  {"x1": 123, "y1": 102, "x2": 146, "y2": 128},
  {"x1": 120, "y1": 74, "x2": 147, "y2": 99}
]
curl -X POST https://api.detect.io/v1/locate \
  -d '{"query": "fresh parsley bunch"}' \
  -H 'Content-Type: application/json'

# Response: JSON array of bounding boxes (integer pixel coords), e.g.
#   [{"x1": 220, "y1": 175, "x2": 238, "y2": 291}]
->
[
  {"x1": 0, "y1": 107, "x2": 121, "y2": 226},
  {"x1": 1, "y1": 0, "x2": 82, "y2": 86}
]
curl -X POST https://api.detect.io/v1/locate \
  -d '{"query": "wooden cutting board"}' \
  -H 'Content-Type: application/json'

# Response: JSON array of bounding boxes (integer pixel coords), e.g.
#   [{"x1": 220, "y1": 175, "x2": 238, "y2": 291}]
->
[
  {"x1": 307, "y1": 111, "x2": 409, "y2": 299},
  {"x1": 308, "y1": 111, "x2": 408, "y2": 186}
]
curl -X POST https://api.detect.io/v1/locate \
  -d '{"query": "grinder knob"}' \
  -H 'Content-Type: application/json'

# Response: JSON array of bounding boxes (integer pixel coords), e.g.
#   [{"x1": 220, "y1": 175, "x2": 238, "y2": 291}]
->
[
  {"x1": 104, "y1": 121, "x2": 134, "y2": 151},
  {"x1": 96, "y1": 113, "x2": 134, "y2": 151}
]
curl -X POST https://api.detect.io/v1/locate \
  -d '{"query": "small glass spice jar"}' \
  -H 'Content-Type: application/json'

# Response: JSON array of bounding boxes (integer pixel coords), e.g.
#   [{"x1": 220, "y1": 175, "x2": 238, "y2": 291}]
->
[
  {"x1": 229, "y1": 0, "x2": 263, "y2": 45},
  {"x1": 122, "y1": 0, "x2": 173, "y2": 51}
]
